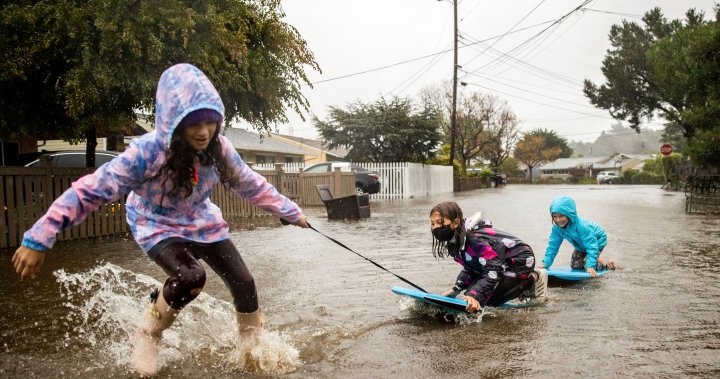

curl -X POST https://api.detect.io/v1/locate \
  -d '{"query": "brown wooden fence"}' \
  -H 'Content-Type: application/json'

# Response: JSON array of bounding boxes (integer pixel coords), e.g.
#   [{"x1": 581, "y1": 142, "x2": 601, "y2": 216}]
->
[
  {"x1": 454, "y1": 177, "x2": 491, "y2": 192},
  {"x1": 0, "y1": 165, "x2": 356, "y2": 249}
]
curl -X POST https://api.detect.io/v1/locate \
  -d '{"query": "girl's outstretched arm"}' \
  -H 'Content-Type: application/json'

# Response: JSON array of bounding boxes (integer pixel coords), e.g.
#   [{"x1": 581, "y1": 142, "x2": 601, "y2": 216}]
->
[{"x1": 21, "y1": 143, "x2": 148, "y2": 252}]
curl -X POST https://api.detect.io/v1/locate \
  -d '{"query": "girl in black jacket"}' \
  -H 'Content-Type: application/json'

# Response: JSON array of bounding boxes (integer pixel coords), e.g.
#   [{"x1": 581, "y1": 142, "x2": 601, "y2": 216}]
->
[{"x1": 430, "y1": 201, "x2": 547, "y2": 312}]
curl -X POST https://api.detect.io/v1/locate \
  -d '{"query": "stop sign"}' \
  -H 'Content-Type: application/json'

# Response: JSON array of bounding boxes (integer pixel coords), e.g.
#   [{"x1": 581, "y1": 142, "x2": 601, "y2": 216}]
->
[{"x1": 661, "y1": 144, "x2": 673, "y2": 156}]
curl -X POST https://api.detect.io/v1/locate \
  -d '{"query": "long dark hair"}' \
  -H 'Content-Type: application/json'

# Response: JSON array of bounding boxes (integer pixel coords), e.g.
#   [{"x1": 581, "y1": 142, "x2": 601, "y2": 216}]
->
[
  {"x1": 156, "y1": 124, "x2": 240, "y2": 199},
  {"x1": 429, "y1": 201, "x2": 466, "y2": 258}
]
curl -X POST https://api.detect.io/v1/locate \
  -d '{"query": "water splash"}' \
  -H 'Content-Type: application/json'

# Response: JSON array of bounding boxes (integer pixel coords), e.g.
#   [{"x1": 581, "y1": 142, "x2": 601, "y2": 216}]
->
[
  {"x1": 396, "y1": 296, "x2": 495, "y2": 324},
  {"x1": 53, "y1": 263, "x2": 300, "y2": 375}
]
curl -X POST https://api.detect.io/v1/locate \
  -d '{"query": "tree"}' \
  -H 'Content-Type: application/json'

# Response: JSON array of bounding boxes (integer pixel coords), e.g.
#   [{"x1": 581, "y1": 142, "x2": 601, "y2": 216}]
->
[
  {"x1": 496, "y1": 156, "x2": 524, "y2": 178},
  {"x1": 0, "y1": 0, "x2": 319, "y2": 165},
  {"x1": 481, "y1": 106, "x2": 520, "y2": 172},
  {"x1": 528, "y1": 129, "x2": 572, "y2": 158},
  {"x1": 314, "y1": 96, "x2": 443, "y2": 162},
  {"x1": 454, "y1": 93, "x2": 506, "y2": 176},
  {"x1": 420, "y1": 83, "x2": 521, "y2": 175},
  {"x1": 583, "y1": 8, "x2": 688, "y2": 132},
  {"x1": 514, "y1": 134, "x2": 562, "y2": 180},
  {"x1": 660, "y1": 122, "x2": 686, "y2": 153},
  {"x1": 584, "y1": 6, "x2": 720, "y2": 167}
]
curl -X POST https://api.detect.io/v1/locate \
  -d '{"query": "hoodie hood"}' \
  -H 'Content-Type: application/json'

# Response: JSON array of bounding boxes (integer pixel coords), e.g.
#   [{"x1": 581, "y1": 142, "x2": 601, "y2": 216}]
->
[
  {"x1": 154, "y1": 63, "x2": 225, "y2": 149},
  {"x1": 549, "y1": 196, "x2": 578, "y2": 225}
]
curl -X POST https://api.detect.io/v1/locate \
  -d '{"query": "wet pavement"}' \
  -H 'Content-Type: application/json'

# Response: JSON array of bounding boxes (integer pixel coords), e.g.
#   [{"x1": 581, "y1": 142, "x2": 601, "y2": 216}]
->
[{"x1": 1, "y1": 184, "x2": 718, "y2": 378}]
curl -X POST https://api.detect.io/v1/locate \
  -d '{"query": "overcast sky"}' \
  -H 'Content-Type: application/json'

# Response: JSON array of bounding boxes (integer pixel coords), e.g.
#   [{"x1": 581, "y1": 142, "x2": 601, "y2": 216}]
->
[{"x1": 272, "y1": 0, "x2": 716, "y2": 145}]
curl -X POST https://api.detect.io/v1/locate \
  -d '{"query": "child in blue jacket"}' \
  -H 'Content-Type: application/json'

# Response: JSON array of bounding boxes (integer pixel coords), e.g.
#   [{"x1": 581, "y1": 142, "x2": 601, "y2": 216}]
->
[{"x1": 542, "y1": 196, "x2": 615, "y2": 276}]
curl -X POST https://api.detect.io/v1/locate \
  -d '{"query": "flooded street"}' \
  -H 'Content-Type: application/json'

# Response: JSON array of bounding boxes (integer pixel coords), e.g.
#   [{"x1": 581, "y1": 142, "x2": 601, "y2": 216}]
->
[{"x1": 1, "y1": 184, "x2": 719, "y2": 378}]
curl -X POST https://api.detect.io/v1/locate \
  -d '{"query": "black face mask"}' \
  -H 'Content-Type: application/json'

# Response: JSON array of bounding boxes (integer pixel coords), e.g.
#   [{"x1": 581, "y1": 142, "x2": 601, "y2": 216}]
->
[{"x1": 432, "y1": 224, "x2": 455, "y2": 242}]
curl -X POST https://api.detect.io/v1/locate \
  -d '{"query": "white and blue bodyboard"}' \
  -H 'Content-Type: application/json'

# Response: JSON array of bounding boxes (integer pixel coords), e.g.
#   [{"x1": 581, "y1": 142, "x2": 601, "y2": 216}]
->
[
  {"x1": 546, "y1": 266, "x2": 609, "y2": 281},
  {"x1": 391, "y1": 286, "x2": 529, "y2": 314}
]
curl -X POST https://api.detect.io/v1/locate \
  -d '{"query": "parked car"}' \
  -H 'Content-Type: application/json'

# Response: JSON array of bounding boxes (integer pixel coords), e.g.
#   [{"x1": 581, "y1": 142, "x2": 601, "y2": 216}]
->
[
  {"x1": 596, "y1": 171, "x2": 620, "y2": 184},
  {"x1": 490, "y1": 173, "x2": 507, "y2": 187},
  {"x1": 303, "y1": 162, "x2": 381, "y2": 194},
  {"x1": 24, "y1": 150, "x2": 121, "y2": 168}
]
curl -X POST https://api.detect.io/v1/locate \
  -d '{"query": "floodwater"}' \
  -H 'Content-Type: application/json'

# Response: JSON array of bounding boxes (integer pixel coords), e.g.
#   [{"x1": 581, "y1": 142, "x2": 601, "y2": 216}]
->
[{"x1": 1, "y1": 185, "x2": 719, "y2": 378}]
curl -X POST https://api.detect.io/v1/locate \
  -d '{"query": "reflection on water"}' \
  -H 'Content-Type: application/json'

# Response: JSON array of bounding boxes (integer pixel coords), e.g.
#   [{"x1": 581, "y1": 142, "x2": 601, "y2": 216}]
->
[{"x1": 1, "y1": 185, "x2": 719, "y2": 377}]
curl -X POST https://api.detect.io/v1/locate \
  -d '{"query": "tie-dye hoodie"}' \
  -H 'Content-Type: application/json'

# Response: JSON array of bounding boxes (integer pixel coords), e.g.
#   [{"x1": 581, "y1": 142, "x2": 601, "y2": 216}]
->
[
  {"x1": 543, "y1": 196, "x2": 607, "y2": 269},
  {"x1": 21, "y1": 63, "x2": 303, "y2": 253}
]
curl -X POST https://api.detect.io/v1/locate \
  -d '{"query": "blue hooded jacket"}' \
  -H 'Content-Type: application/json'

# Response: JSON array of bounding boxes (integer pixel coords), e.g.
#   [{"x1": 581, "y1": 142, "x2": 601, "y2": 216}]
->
[{"x1": 543, "y1": 196, "x2": 607, "y2": 269}]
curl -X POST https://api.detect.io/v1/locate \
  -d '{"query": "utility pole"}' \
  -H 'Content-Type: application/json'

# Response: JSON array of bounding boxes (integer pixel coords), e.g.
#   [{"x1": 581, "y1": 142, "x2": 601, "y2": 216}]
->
[{"x1": 448, "y1": 0, "x2": 458, "y2": 168}]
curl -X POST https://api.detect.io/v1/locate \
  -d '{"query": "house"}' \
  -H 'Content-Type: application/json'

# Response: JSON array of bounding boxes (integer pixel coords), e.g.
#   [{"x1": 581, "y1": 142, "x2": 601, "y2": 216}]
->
[
  {"x1": 539, "y1": 153, "x2": 656, "y2": 181},
  {"x1": 21, "y1": 113, "x2": 316, "y2": 167},
  {"x1": 224, "y1": 128, "x2": 316, "y2": 164},
  {"x1": 269, "y1": 133, "x2": 349, "y2": 164}
]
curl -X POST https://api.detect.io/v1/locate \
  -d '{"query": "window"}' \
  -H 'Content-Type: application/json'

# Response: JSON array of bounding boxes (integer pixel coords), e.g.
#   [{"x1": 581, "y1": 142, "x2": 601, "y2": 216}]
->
[
  {"x1": 303, "y1": 163, "x2": 330, "y2": 173},
  {"x1": 55, "y1": 154, "x2": 86, "y2": 167}
]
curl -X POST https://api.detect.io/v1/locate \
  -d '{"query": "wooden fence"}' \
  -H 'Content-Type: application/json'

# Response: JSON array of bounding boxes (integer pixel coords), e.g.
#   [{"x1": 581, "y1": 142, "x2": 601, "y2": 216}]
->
[
  {"x1": 0, "y1": 166, "x2": 128, "y2": 249},
  {"x1": 0, "y1": 165, "x2": 356, "y2": 249},
  {"x1": 454, "y1": 177, "x2": 491, "y2": 192}
]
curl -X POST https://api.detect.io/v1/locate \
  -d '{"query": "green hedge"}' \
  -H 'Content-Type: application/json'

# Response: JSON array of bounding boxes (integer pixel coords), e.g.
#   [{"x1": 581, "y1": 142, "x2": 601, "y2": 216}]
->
[{"x1": 621, "y1": 169, "x2": 664, "y2": 184}]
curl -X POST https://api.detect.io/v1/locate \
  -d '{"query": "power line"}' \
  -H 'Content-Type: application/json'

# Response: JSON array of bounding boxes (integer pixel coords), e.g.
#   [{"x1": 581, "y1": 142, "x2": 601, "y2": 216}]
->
[
  {"x1": 580, "y1": 7, "x2": 643, "y2": 18},
  {"x1": 459, "y1": 30, "x2": 584, "y2": 89},
  {"x1": 312, "y1": 51, "x2": 450, "y2": 84},
  {"x1": 461, "y1": 0, "x2": 548, "y2": 69},
  {"x1": 462, "y1": 81, "x2": 611, "y2": 120},
  {"x1": 466, "y1": 70, "x2": 583, "y2": 98},
  {"x1": 311, "y1": 19, "x2": 556, "y2": 85},
  {"x1": 461, "y1": 0, "x2": 593, "y2": 79},
  {"x1": 389, "y1": 42, "x2": 453, "y2": 96},
  {"x1": 460, "y1": 69, "x2": 597, "y2": 110}
]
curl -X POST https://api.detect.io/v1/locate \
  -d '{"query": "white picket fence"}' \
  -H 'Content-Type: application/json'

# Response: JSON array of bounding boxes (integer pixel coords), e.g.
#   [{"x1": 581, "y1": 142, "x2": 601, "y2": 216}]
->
[{"x1": 251, "y1": 161, "x2": 453, "y2": 199}]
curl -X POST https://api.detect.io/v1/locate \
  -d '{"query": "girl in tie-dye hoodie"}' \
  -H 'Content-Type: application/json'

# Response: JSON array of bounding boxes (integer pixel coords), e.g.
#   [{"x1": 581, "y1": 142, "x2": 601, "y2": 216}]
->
[{"x1": 12, "y1": 63, "x2": 308, "y2": 376}]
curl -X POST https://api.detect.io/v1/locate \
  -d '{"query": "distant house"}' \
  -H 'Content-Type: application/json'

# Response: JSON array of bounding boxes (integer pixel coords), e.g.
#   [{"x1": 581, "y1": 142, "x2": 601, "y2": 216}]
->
[
  {"x1": 224, "y1": 128, "x2": 316, "y2": 164},
  {"x1": 539, "y1": 153, "x2": 656, "y2": 181},
  {"x1": 28, "y1": 114, "x2": 316, "y2": 167},
  {"x1": 29, "y1": 113, "x2": 154, "y2": 156},
  {"x1": 269, "y1": 133, "x2": 349, "y2": 164}
]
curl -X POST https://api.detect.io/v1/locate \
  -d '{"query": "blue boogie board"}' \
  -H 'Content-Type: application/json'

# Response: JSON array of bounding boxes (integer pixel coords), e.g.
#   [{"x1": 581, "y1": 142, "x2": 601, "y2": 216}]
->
[
  {"x1": 546, "y1": 266, "x2": 609, "y2": 281},
  {"x1": 391, "y1": 286, "x2": 529, "y2": 314}
]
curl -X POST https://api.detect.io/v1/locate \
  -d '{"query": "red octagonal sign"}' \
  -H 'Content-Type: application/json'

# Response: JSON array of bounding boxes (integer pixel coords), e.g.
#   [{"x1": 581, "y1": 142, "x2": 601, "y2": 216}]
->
[{"x1": 661, "y1": 144, "x2": 673, "y2": 156}]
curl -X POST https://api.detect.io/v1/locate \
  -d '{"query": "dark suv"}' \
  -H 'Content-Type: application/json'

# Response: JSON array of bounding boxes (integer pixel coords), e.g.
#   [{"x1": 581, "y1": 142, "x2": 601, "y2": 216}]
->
[
  {"x1": 25, "y1": 150, "x2": 121, "y2": 168},
  {"x1": 303, "y1": 162, "x2": 381, "y2": 194}
]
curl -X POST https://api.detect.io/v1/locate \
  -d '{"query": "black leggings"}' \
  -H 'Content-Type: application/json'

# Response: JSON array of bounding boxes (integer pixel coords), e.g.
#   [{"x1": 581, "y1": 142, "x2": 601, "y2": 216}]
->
[
  {"x1": 485, "y1": 250, "x2": 536, "y2": 307},
  {"x1": 152, "y1": 239, "x2": 258, "y2": 312},
  {"x1": 485, "y1": 276, "x2": 535, "y2": 307},
  {"x1": 570, "y1": 249, "x2": 607, "y2": 270}
]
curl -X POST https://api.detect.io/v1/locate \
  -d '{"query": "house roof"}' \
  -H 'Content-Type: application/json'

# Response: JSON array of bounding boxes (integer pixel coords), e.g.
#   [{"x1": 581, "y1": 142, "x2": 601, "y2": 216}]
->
[
  {"x1": 224, "y1": 128, "x2": 316, "y2": 156},
  {"x1": 540, "y1": 153, "x2": 657, "y2": 171},
  {"x1": 271, "y1": 133, "x2": 349, "y2": 158},
  {"x1": 540, "y1": 157, "x2": 609, "y2": 170}
]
